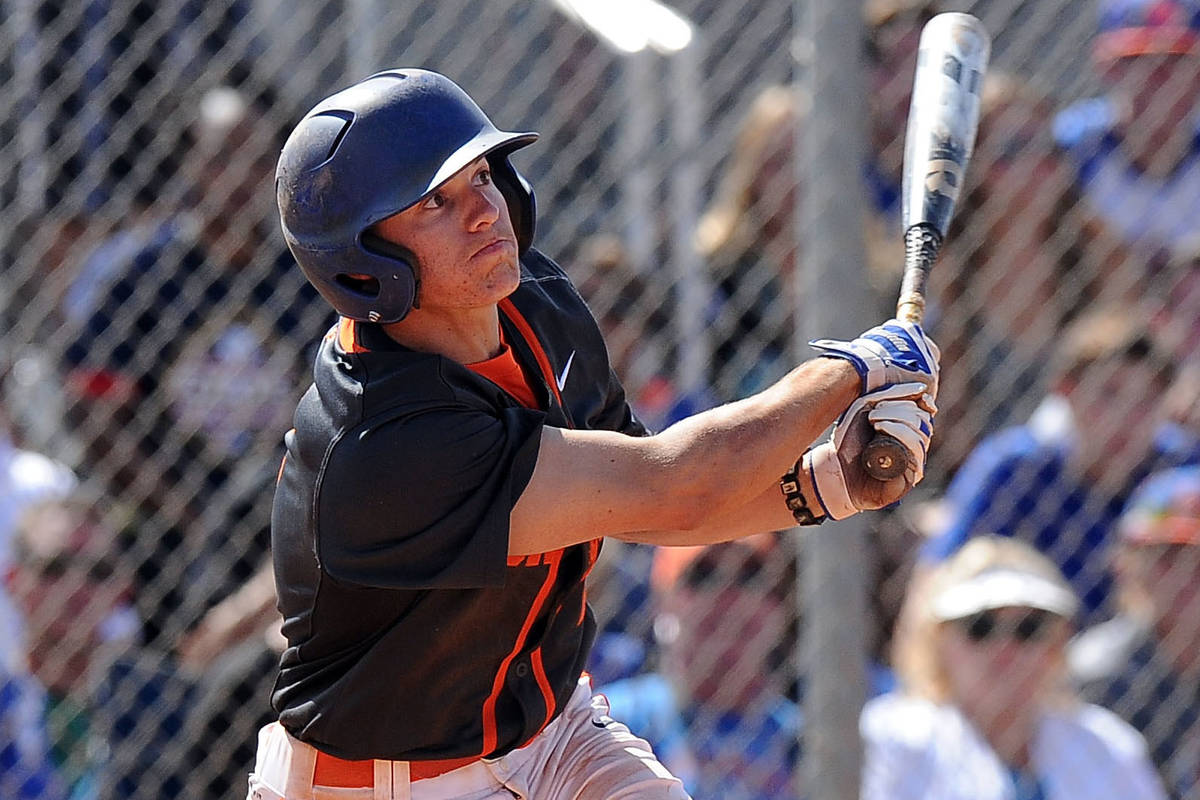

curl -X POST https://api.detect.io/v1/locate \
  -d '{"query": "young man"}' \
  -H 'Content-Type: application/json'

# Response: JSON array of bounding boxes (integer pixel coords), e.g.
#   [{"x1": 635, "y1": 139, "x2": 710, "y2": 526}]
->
[{"x1": 252, "y1": 68, "x2": 938, "y2": 800}]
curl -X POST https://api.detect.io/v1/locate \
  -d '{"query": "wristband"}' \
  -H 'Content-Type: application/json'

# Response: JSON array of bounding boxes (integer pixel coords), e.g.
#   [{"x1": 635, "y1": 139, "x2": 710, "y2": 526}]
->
[{"x1": 779, "y1": 456, "x2": 825, "y2": 526}]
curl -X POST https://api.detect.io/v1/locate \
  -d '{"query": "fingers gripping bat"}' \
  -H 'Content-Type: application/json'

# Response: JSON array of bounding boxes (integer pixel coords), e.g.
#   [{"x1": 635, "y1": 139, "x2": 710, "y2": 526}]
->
[{"x1": 862, "y1": 12, "x2": 991, "y2": 481}]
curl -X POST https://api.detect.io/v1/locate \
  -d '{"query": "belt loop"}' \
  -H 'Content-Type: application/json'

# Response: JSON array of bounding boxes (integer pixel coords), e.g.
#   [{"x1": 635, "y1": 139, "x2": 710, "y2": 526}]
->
[
  {"x1": 393, "y1": 763, "x2": 412, "y2": 800},
  {"x1": 372, "y1": 760, "x2": 392, "y2": 800},
  {"x1": 279, "y1": 724, "x2": 318, "y2": 800}
]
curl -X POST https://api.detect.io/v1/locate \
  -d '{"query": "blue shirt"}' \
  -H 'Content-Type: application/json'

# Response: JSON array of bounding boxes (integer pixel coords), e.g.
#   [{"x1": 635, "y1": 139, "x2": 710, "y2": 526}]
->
[
  {"x1": 0, "y1": 672, "x2": 69, "y2": 800},
  {"x1": 923, "y1": 421, "x2": 1200, "y2": 625},
  {"x1": 1054, "y1": 97, "x2": 1200, "y2": 256}
]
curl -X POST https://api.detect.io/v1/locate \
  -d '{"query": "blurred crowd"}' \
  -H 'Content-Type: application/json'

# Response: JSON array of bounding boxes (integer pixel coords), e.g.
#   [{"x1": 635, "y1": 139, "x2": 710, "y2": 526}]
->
[
  {"x1": 580, "y1": 0, "x2": 1200, "y2": 797},
  {"x1": 1, "y1": 0, "x2": 1198, "y2": 798}
]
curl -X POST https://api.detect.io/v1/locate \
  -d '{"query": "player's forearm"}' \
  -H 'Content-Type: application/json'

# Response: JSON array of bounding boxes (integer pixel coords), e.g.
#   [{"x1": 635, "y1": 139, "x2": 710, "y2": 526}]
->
[
  {"x1": 647, "y1": 356, "x2": 857, "y2": 525},
  {"x1": 614, "y1": 470, "x2": 823, "y2": 547},
  {"x1": 510, "y1": 357, "x2": 856, "y2": 555}
]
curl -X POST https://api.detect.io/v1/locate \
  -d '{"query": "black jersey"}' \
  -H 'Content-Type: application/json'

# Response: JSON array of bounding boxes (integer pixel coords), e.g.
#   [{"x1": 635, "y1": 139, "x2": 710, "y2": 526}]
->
[{"x1": 270, "y1": 248, "x2": 646, "y2": 762}]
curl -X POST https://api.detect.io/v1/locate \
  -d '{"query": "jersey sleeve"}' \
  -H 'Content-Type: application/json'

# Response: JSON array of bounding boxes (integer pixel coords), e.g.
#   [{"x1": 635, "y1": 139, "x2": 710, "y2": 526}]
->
[{"x1": 315, "y1": 403, "x2": 545, "y2": 589}]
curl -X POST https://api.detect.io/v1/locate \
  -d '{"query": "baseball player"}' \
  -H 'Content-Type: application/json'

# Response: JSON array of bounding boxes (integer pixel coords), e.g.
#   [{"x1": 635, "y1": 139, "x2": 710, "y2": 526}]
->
[{"x1": 250, "y1": 68, "x2": 939, "y2": 800}]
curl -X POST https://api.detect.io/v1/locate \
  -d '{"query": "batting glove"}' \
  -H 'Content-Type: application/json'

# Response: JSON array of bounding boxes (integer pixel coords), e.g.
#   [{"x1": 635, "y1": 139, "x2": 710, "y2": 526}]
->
[
  {"x1": 809, "y1": 319, "x2": 940, "y2": 398},
  {"x1": 804, "y1": 382, "x2": 935, "y2": 520}
]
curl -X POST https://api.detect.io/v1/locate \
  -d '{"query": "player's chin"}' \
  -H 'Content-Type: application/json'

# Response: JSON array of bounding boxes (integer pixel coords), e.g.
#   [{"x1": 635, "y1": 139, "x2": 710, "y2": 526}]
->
[{"x1": 483, "y1": 253, "x2": 521, "y2": 297}]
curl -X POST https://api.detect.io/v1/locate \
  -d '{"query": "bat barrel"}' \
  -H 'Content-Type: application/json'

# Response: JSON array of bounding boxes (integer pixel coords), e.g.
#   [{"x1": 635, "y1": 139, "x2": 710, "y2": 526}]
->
[
  {"x1": 862, "y1": 12, "x2": 990, "y2": 484},
  {"x1": 901, "y1": 13, "x2": 990, "y2": 236}
]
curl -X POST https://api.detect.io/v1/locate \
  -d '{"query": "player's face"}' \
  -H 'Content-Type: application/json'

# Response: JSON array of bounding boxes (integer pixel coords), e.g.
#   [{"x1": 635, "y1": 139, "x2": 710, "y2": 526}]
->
[{"x1": 373, "y1": 157, "x2": 520, "y2": 311}]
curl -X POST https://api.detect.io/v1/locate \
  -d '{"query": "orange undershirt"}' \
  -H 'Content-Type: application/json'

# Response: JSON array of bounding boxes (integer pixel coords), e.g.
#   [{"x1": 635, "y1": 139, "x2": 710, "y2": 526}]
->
[{"x1": 465, "y1": 329, "x2": 542, "y2": 410}]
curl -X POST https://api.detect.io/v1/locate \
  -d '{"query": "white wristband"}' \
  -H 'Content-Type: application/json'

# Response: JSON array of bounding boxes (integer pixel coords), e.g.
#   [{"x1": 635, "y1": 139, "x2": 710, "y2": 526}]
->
[{"x1": 803, "y1": 444, "x2": 858, "y2": 521}]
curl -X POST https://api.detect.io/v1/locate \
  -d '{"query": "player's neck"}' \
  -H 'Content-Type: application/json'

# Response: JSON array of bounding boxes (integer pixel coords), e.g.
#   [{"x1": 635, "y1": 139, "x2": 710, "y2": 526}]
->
[{"x1": 382, "y1": 304, "x2": 503, "y2": 364}]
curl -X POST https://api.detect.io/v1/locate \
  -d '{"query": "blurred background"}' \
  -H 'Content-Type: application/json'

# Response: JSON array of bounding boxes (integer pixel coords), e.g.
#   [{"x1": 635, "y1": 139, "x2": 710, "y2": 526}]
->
[{"x1": 0, "y1": 0, "x2": 1198, "y2": 798}]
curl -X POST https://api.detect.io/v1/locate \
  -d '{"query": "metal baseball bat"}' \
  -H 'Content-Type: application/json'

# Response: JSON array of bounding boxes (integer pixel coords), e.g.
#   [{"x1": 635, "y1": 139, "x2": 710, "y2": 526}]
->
[{"x1": 862, "y1": 12, "x2": 991, "y2": 481}]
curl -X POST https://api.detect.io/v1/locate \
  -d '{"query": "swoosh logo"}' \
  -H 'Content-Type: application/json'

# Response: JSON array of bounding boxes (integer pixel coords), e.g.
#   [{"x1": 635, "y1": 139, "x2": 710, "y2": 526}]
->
[{"x1": 556, "y1": 350, "x2": 576, "y2": 392}]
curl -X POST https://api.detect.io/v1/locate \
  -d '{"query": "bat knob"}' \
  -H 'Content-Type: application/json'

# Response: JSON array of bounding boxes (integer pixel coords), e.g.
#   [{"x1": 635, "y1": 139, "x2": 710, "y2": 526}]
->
[{"x1": 862, "y1": 435, "x2": 909, "y2": 481}]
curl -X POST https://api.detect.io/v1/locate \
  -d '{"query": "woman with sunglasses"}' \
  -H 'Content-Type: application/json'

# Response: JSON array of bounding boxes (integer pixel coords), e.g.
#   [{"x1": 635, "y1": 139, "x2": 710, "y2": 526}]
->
[{"x1": 862, "y1": 535, "x2": 1167, "y2": 800}]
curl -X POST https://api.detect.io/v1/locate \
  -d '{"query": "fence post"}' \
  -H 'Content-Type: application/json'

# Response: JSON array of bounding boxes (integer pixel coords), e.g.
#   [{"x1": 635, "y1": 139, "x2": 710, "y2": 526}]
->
[
  {"x1": 668, "y1": 37, "x2": 708, "y2": 404},
  {"x1": 796, "y1": 1, "x2": 871, "y2": 798}
]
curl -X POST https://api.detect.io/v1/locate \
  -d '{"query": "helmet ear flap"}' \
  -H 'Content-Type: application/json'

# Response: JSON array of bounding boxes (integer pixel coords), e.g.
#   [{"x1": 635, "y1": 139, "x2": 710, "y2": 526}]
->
[{"x1": 359, "y1": 232, "x2": 422, "y2": 316}]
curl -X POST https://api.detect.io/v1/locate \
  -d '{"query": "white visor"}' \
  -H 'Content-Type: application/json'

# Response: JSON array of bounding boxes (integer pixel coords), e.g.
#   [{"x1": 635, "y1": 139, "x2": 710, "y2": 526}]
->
[{"x1": 931, "y1": 566, "x2": 1079, "y2": 621}]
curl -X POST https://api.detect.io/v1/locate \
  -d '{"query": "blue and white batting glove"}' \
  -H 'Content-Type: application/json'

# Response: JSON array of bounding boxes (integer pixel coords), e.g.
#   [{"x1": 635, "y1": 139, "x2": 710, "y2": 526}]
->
[
  {"x1": 804, "y1": 382, "x2": 936, "y2": 520},
  {"x1": 810, "y1": 319, "x2": 940, "y2": 398}
]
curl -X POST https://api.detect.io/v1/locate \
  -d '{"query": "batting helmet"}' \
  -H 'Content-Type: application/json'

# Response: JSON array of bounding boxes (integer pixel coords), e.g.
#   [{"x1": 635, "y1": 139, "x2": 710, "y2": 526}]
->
[{"x1": 276, "y1": 69, "x2": 538, "y2": 323}]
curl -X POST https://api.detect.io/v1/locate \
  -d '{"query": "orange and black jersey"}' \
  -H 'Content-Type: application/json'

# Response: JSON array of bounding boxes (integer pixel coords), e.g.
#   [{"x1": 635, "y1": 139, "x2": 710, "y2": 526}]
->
[{"x1": 270, "y1": 247, "x2": 646, "y2": 762}]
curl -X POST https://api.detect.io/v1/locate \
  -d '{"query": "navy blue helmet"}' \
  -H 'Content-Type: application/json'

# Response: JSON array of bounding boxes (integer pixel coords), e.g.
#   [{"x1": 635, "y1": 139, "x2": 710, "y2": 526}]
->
[{"x1": 276, "y1": 69, "x2": 538, "y2": 322}]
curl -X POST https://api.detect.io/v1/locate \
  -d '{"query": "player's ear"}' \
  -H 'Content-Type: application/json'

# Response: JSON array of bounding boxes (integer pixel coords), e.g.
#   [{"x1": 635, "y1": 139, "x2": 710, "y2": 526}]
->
[{"x1": 361, "y1": 232, "x2": 422, "y2": 311}]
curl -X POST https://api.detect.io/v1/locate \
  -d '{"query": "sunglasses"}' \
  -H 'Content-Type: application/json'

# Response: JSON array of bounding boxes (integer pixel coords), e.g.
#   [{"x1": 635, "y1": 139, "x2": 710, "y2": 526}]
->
[
  {"x1": 23, "y1": 553, "x2": 117, "y2": 583},
  {"x1": 954, "y1": 609, "x2": 1059, "y2": 643}
]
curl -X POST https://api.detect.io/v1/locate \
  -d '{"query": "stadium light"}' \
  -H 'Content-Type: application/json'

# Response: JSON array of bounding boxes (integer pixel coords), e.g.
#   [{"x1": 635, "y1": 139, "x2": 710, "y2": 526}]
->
[{"x1": 550, "y1": 0, "x2": 694, "y2": 54}]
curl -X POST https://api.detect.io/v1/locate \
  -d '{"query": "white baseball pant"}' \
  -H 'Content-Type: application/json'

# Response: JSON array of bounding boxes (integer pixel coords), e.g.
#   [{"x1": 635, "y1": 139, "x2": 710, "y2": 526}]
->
[{"x1": 246, "y1": 674, "x2": 690, "y2": 800}]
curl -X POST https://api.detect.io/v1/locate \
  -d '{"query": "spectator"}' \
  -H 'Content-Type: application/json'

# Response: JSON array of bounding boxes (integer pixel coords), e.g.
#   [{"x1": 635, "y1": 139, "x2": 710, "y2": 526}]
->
[
  {"x1": 0, "y1": 362, "x2": 79, "y2": 800},
  {"x1": 696, "y1": 85, "x2": 806, "y2": 400},
  {"x1": 1071, "y1": 466, "x2": 1200, "y2": 798},
  {"x1": 0, "y1": 400, "x2": 77, "y2": 676},
  {"x1": 602, "y1": 522, "x2": 963, "y2": 800},
  {"x1": 865, "y1": 534, "x2": 1168, "y2": 800},
  {"x1": 60, "y1": 83, "x2": 323, "y2": 647},
  {"x1": 54, "y1": 84, "x2": 324, "y2": 799},
  {"x1": 600, "y1": 527, "x2": 915, "y2": 800},
  {"x1": 635, "y1": 535, "x2": 801, "y2": 800},
  {"x1": 1052, "y1": 0, "x2": 1200, "y2": 314},
  {"x1": 921, "y1": 305, "x2": 1197, "y2": 625},
  {"x1": 6, "y1": 494, "x2": 138, "y2": 799}
]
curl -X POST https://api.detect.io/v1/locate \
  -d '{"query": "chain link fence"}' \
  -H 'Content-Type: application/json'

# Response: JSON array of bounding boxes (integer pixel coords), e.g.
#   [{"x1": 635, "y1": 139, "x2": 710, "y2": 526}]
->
[{"x1": 1, "y1": 0, "x2": 1198, "y2": 798}]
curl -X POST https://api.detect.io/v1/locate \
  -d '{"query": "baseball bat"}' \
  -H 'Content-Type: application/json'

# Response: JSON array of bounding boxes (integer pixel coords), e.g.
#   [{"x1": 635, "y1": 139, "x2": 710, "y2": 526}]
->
[{"x1": 862, "y1": 12, "x2": 991, "y2": 481}]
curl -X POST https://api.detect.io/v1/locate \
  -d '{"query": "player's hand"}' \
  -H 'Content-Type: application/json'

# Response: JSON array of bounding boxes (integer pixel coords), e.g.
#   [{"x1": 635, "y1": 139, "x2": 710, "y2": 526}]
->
[
  {"x1": 809, "y1": 319, "x2": 940, "y2": 398},
  {"x1": 804, "y1": 382, "x2": 935, "y2": 519}
]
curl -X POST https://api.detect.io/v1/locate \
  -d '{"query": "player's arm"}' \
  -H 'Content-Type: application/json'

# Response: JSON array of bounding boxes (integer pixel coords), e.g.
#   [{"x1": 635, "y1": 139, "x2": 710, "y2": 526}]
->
[
  {"x1": 610, "y1": 476, "x2": 814, "y2": 547},
  {"x1": 509, "y1": 357, "x2": 857, "y2": 555},
  {"x1": 510, "y1": 320, "x2": 939, "y2": 555},
  {"x1": 601, "y1": 380, "x2": 933, "y2": 549}
]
